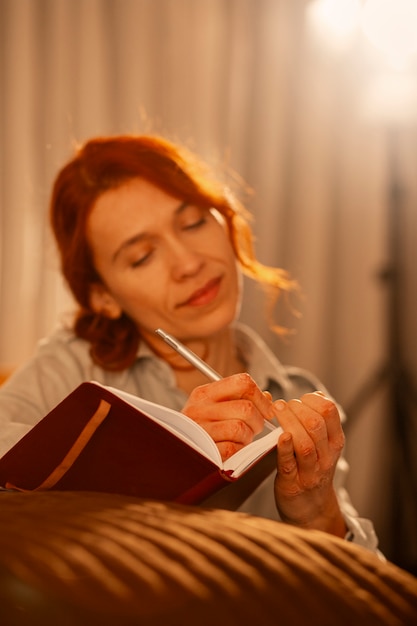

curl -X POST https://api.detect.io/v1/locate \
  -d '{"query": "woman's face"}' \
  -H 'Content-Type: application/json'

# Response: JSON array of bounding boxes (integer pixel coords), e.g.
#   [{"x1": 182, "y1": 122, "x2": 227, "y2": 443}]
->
[{"x1": 86, "y1": 177, "x2": 242, "y2": 341}]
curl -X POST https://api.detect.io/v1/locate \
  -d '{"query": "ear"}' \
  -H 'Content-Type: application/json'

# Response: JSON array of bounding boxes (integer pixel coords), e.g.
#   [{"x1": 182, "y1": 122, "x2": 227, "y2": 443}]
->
[{"x1": 89, "y1": 283, "x2": 123, "y2": 320}]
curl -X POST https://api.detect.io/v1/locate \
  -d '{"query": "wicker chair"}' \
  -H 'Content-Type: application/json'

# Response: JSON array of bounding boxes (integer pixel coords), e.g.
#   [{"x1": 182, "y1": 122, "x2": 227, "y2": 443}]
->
[{"x1": 0, "y1": 490, "x2": 416, "y2": 625}]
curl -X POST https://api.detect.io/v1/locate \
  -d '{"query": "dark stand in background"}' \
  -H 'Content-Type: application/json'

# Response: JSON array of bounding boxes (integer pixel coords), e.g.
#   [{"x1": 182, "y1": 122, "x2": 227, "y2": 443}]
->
[{"x1": 345, "y1": 129, "x2": 417, "y2": 575}]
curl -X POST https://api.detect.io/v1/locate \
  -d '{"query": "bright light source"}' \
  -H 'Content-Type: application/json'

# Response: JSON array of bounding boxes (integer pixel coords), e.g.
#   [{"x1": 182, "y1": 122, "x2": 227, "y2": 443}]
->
[
  {"x1": 360, "y1": 72, "x2": 417, "y2": 124},
  {"x1": 307, "y1": 0, "x2": 361, "y2": 49},
  {"x1": 361, "y1": 0, "x2": 417, "y2": 69}
]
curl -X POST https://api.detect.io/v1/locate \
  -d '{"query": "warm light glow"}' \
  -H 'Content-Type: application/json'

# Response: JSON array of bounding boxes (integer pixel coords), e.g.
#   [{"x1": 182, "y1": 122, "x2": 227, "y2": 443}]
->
[
  {"x1": 306, "y1": 0, "x2": 417, "y2": 122},
  {"x1": 360, "y1": 72, "x2": 417, "y2": 124},
  {"x1": 307, "y1": 0, "x2": 361, "y2": 48},
  {"x1": 361, "y1": 0, "x2": 417, "y2": 69}
]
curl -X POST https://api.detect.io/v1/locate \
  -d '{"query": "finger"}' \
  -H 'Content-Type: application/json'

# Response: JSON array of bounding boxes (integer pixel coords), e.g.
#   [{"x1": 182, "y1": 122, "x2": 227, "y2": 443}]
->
[
  {"x1": 287, "y1": 395, "x2": 345, "y2": 475},
  {"x1": 298, "y1": 392, "x2": 345, "y2": 450},
  {"x1": 273, "y1": 400, "x2": 319, "y2": 475},
  {"x1": 194, "y1": 373, "x2": 276, "y2": 421},
  {"x1": 185, "y1": 396, "x2": 267, "y2": 438},
  {"x1": 209, "y1": 419, "x2": 257, "y2": 462},
  {"x1": 199, "y1": 415, "x2": 257, "y2": 447},
  {"x1": 276, "y1": 432, "x2": 298, "y2": 483},
  {"x1": 274, "y1": 399, "x2": 321, "y2": 443},
  {"x1": 286, "y1": 398, "x2": 330, "y2": 460},
  {"x1": 217, "y1": 440, "x2": 245, "y2": 462}
]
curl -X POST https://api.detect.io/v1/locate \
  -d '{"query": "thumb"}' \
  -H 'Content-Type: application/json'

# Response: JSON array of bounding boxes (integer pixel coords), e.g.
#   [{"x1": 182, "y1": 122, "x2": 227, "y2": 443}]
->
[{"x1": 277, "y1": 432, "x2": 297, "y2": 480}]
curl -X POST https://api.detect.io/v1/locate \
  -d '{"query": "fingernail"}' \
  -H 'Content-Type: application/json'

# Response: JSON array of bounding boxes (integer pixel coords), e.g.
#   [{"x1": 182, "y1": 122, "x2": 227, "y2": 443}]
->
[{"x1": 274, "y1": 399, "x2": 286, "y2": 411}]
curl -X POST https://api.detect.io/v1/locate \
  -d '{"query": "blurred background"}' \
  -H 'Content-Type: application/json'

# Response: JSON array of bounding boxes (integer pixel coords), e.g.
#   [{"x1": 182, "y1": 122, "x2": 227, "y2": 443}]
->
[{"x1": 0, "y1": 0, "x2": 416, "y2": 572}]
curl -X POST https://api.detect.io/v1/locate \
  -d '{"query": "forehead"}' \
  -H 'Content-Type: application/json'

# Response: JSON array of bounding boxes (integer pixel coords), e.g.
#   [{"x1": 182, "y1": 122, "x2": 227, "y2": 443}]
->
[
  {"x1": 86, "y1": 178, "x2": 189, "y2": 260},
  {"x1": 86, "y1": 178, "x2": 185, "y2": 247},
  {"x1": 90, "y1": 178, "x2": 180, "y2": 224}
]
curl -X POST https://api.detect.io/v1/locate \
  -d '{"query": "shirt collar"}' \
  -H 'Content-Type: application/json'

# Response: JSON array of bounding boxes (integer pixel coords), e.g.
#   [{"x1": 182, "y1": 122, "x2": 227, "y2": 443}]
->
[
  {"x1": 136, "y1": 323, "x2": 291, "y2": 393},
  {"x1": 232, "y1": 322, "x2": 292, "y2": 394}
]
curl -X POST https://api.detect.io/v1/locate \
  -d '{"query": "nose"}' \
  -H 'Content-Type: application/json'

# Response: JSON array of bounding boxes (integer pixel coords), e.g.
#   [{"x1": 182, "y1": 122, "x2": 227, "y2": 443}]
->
[{"x1": 168, "y1": 238, "x2": 204, "y2": 281}]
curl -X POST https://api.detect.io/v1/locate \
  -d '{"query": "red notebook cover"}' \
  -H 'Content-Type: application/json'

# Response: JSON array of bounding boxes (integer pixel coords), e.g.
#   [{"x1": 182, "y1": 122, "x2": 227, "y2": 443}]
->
[{"x1": 0, "y1": 382, "x2": 277, "y2": 506}]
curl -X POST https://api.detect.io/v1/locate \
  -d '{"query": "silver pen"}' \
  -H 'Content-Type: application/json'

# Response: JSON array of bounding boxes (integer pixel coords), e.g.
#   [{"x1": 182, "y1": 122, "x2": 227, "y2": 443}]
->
[{"x1": 155, "y1": 328, "x2": 275, "y2": 431}]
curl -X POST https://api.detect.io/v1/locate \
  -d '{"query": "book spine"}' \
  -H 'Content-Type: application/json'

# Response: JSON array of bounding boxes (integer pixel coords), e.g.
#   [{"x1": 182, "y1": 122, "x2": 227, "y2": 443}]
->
[{"x1": 175, "y1": 469, "x2": 234, "y2": 505}]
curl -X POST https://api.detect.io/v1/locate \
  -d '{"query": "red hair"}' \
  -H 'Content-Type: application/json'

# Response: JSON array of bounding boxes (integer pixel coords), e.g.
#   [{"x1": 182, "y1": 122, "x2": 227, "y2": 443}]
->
[{"x1": 50, "y1": 135, "x2": 297, "y2": 370}]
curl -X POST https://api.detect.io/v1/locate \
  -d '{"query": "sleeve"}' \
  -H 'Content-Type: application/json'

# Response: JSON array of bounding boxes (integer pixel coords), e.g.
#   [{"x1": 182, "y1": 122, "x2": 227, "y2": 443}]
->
[
  {"x1": 0, "y1": 332, "x2": 88, "y2": 457},
  {"x1": 334, "y1": 456, "x2": 384, "y2": 558}
]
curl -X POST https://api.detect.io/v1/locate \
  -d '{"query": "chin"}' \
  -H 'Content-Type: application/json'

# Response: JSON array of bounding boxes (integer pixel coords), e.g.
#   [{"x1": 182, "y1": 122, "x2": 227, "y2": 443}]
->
[{"x1": 197, "y1": 307, "x2": 238, "y2": 339}]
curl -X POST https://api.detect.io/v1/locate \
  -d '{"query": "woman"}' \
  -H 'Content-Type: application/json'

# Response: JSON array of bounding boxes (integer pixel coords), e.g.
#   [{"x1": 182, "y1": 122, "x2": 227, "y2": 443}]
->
[{"x1": 0, "y1": 134, "x2": 379, "y2": 551}]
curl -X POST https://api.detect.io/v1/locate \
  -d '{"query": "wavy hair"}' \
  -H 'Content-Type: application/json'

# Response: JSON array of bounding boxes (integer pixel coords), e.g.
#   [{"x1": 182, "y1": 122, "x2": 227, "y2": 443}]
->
[{"x1": 50, "y1": 134, "x2": 297, "y2": 370}]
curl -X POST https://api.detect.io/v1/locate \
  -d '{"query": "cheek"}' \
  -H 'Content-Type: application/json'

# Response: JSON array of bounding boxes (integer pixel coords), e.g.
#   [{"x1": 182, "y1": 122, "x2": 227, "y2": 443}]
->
[
  {"x1": 215, "y1": 226, "x2": 236, "y2": 263},
  {"x1": 216, "y1": 234, "x2": 241, "y2": 291},
  {"x1": 136, "y1": 288, "x2": 165, "y2": 317},
  {"x1": 231, "y1": 264, "x2": 243, "y2": 316},
  {"x1": 107, "y1": 274, "x2": 166, "y2": 324},
  {"x1": 225, "y1": 242, "x2": 241, "y2": 286}
]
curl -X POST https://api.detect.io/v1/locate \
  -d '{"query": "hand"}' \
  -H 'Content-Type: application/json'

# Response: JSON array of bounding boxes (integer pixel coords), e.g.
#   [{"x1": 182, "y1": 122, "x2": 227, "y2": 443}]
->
[
  {"x1": 273, "y1": 392, "x2": 347, "y2": 537},
  {"x1": 181, "y1": 373, "x2": 276, "y2": 461}
]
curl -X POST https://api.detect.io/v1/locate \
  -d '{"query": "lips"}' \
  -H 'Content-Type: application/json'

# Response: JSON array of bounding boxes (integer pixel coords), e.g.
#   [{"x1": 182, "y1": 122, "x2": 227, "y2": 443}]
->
[{"x1": 178, "y1": 276, "x2": 222, "y2": 308}]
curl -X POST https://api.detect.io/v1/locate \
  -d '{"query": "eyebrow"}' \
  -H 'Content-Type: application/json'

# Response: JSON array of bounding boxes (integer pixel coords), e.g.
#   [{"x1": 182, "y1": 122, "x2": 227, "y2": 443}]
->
[{"x1": 111, "y1": 200, "x2": 189, "y2": 263}]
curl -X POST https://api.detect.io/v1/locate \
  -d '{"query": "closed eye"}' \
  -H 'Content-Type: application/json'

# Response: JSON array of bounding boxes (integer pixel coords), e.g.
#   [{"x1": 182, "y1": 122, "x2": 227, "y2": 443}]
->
[
  {"x1": 131, "y1": 249, "x2": 154, "y2": 268},
  {"x1": 183, "y1": 216, "x2": 207, "y2": 230}
]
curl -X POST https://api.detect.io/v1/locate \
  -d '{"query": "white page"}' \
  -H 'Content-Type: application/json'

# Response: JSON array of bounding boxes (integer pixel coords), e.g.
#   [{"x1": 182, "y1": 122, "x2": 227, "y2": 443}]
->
[
  {"x1": 224, "y1": 427, "x2": 281, "y2": 476},
  {"x1": 101, "y1": 383, "x2": 222, "y2": 465},
  {"x1": 97, "y1": 382, "x2": 281, "y2": 475}
]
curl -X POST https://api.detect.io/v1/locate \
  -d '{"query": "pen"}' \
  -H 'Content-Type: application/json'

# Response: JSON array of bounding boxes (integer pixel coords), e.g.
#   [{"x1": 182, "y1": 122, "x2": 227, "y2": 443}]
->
[
  {"x1": 155, "y1": 328, "x2": 275, "y2": 431},
  {"x1": 155, "y1": 328, "x2": 222, "y2": 381}
]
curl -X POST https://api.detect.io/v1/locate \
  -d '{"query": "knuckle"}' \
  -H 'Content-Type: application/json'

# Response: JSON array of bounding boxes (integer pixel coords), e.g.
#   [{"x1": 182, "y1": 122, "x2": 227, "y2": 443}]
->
[
  {"x1": 305, "y1": 415, "x2": 323, "y2": 434},
  {"x1": 279, "y1": 461, "x2": 297, "y2": 477},
  {"x1": 236, "y1": 399, "x2": 255, "y2": 420},
  {"x1": 298, "y1": 442, "x2": 316, "y2": 459},
  {"x1": 333, "y1": 432, "x2": 346, "y2": 452},
  {"x1": 236, "y1": 372, "x2": 257, "y2": 393},
  {"x1": 188, "y1": 383, "x2": 210, "y2": 402},
  {"x1": 326, "y1": 401, "x2": 340, "y2": 419},
  {"x1": 236, "y1": 400, "x2": 264, "y2": 435},
  {"x1": 230, "y1": 419, "x2": 252, "y2": 444}
]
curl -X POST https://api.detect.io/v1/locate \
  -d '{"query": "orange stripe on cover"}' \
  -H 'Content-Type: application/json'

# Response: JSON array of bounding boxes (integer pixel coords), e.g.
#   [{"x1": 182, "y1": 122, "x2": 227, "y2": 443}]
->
[{"x1": 6, "y1": 399, "x2": 111, "y2": 491}]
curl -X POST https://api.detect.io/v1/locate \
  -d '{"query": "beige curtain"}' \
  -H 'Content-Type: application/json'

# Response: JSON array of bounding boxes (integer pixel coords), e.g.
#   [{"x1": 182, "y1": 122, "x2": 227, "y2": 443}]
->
[{"x1": 1, "y1": 0, "x2": 416, "y2": 570}]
